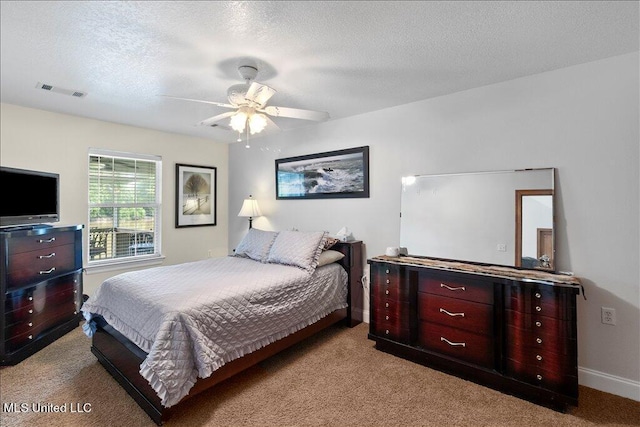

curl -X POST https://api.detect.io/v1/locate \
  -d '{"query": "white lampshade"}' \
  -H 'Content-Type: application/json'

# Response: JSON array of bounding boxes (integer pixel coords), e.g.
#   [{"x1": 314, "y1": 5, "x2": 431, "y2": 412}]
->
[{"x1": 238, "y1": 196, "x2": 262, "y2": 218}]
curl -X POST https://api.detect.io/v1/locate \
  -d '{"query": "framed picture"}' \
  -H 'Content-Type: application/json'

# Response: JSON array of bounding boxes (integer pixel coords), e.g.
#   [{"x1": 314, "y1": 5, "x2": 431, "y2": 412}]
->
[
  {"x1": 175, "y1": 163, "x2": 217, "y2": 228},
  {"x1": 275, "y1": 146, "x2": 370, "y2": 199}
]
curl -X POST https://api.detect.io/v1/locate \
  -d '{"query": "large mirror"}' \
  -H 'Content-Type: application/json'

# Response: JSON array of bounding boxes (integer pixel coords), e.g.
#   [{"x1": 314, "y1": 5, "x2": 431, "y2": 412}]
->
[{"x1": 399, "y1": 168, "x2": 555, "y2": 271}]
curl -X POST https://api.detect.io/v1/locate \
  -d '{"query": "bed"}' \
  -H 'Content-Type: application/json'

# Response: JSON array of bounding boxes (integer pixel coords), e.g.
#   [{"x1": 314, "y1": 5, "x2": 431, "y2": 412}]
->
[{"x1": 82, "y1": 230, "x2": 363, "y2": 425}]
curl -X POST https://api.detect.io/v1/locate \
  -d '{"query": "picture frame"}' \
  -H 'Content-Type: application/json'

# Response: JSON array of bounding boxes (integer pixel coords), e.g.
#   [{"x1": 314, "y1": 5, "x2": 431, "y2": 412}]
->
[
  {"x1": 275, "y1": 146, "x2": 370, "y2": 199},
  {"x1": 175, "y1": 163, "x2": 217, "y2": 228}
]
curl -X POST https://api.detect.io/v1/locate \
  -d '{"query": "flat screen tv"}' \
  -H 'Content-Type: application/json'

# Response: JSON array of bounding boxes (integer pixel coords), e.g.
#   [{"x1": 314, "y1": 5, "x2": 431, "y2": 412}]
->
[{"x1": 0, "y1": 166, "x2": 60, "y2": 227}]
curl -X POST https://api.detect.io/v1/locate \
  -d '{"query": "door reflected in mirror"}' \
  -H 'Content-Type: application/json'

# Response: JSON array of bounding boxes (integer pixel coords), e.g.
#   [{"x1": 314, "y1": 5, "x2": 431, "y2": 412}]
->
[
  {"x1": 400, "y1": 168, "x2": 555, "y2": 271},
  {"x1": 516, "y1": 191, "x2": 554, "y2": 270}
]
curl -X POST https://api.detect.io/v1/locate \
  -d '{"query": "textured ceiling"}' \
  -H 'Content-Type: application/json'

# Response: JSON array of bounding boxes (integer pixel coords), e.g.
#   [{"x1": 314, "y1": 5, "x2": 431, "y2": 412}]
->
[{"x1": 1, "y1": 1, "x2": 638, "y2": 143}]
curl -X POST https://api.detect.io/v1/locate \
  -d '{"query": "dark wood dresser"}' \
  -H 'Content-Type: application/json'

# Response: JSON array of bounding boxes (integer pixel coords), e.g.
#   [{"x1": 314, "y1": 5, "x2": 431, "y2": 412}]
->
[
  {"x1": 1, "y1": 225, "x2": 83, "y2": 365},
  {"x1": 368, "y1": 255, "x2": 580, "y2": 411}
]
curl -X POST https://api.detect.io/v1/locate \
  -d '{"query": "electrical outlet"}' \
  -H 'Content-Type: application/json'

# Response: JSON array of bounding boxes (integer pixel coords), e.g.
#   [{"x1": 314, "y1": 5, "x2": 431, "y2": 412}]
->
[
  {"x1": 601, "y1": 307, "x2": 616, "y2": 325},
  {"x1": 497, "y1": 244, "x2": 507, "y2": 252}
]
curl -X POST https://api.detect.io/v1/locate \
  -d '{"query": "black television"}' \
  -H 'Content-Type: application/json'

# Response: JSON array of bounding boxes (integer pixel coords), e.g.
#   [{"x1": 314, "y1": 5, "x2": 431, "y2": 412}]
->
[{"x1": 0, "y1": 166, "x2": 60, "y2": 227}]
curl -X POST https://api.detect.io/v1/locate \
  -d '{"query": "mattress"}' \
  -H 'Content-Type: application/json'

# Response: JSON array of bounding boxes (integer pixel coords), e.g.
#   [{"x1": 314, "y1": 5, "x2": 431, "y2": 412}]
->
[{"x1": 81, "y1": 256, "x2": 347, "y2": 407}]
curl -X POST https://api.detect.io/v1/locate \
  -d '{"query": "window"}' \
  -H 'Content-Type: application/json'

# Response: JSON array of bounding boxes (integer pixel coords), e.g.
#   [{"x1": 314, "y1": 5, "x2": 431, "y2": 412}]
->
[{"x1": 88, "y1": 149, "x2": 162, "y2": 268}]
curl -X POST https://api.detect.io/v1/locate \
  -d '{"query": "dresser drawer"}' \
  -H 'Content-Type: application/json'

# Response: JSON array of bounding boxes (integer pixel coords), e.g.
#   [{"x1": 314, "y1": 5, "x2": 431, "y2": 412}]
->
[
  {"x1": 5, "y1": 303, "x2": 79, "y2": 352},
  {"x1": 5, "y1": 300, "x2": 78, "y2": 335},
  {"x1": 506, "y1": 323, "x2": 575, "y2": 356},
  {"x1": 371, "y1": 264, "x2": 403, "y2": 287},
  {"x1": 506, "y1": 357, "x2": 578, "y2": 396},
  {"x1": 418, "y1": 321, "x2": 493, "y2": 368},
  {"x1": 7, "y1": 231, "x2": 76, "y2": 256},
  {"x1": 505, "y1": 309, "x2": 577, "y2": 342},
  {"x1": 5, "y1": 243, "x2": 77, "y2": 290},
  {"x1": 5, "y1": 273, "x2": 81, "y2": 320},
  {"x1": 372, "y1": 295, "x2": 411, "y2": 342},
  {"x1": 372, "y1": 300, "x2": 410, "y2": 327},
  {"x1": 373, "y1": 322, "x2": 411, "y2": 343},
  {"x1": 418, "y1": 293, "x2": 493, "y2": 335},
  {"x1": 419, "y1": 273, "x2": 493, "y2": 305},
  {"x1": 371, "y1": 263, "x2": 411, "y2": 300},
  {"x1": 505, "y1": 284, "x2": 575, "y2": 320},
  {"x1": 375, "y1": 283, "x2": 411, "y2": 302},
  {"x1": 507, "y1": 340, "x2": 576, "y2": 373}
]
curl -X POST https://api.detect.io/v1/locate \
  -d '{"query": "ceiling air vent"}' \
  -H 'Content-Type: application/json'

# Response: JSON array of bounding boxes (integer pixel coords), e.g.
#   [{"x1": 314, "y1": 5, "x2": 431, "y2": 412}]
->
[{"x1": 36, "y1": 82, "x2": 87, "y2": 98}]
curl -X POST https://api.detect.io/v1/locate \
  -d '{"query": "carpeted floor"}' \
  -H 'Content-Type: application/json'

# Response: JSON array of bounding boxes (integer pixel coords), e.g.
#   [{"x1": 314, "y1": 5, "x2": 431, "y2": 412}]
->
[{"x1": 0, "y1": 323, "x2": 638, "y2": 427}]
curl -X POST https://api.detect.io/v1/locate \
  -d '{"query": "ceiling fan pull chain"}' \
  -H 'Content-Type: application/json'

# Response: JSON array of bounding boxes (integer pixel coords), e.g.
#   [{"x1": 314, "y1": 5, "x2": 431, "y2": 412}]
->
[{"x1": 245, "y1": 124, "x2": 250, "y2": 149}]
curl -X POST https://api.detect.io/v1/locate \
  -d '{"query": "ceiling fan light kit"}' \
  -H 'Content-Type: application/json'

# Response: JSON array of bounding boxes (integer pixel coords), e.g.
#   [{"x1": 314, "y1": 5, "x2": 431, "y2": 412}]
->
[{"x1": 164, "y1": 63, "x2": 329, "y2": 145}]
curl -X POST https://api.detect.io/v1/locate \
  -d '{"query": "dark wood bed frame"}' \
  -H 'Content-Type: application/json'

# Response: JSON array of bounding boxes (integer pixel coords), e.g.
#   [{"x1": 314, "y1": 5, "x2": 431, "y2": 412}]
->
[{"x1": 90, "y1": 241, "x2": 363, "y2": 425}]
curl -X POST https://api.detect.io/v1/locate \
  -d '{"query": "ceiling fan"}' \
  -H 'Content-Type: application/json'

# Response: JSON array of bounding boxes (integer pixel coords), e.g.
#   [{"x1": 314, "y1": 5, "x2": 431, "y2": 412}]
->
[{"x1": 163, "y1": 65, "x2": 330, "y2": 140}]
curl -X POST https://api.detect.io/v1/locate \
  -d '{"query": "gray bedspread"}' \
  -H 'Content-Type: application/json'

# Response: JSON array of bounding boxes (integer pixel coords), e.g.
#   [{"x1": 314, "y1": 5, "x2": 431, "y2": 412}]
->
[{"x1": 81, "y1": 256, "x2": 347, "y2": 407}]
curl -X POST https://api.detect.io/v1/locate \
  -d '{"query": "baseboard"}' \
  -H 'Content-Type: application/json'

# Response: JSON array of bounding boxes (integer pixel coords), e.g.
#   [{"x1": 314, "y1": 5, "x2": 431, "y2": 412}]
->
[
  {"x1": 579, "y1": 366, "x2": 640, "y2": 401},
  {"x1": 363, "y1": 308, "x2": 370, "y2": 325}
]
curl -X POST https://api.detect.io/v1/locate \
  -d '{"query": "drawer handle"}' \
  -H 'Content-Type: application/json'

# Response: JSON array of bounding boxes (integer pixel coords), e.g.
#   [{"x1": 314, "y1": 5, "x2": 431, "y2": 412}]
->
[
  {"x1": 439, "y1": 308, "x2": 465, "y2": 317},
  {"x1": 536, "y1": 374, "x2": 543, "y2": 381},
  {"x1": 385, "y1": 289, "x2": 390, "y2": 295},
  {"x1": 535, "y1": 292, "x2": 541, "y2": 299},
  {"x1": 28, "y1": 309, "x2": 33, "y2": 314},
  {"x1": 386, "y1": 269, "x2": 390, "y2": 274},
  {"x1": 385, "y1": 302, "x2": 389, "y2": 308},
  {"x1": 536, "y1": 337, "x2": 543, "y2": 344},
  {"x1": 39, "y1": 267, "x2": 56, "y2": 275},
  {"x1": 535, "y1": 321, "x2": 542, "y2": 327},
  {"x1": 441, "y1": 337, "x2": 466, "y2": 347},
  {"x1": 535, "y1": 306, "x2": 542, "y2": 312},
  {"x1": 385, "y1": 329, "x2": 390, "y2": 335},
  {"x1": 386, "y1": 279, "x2": 390, "y2": 284},
  {"x1": 28, "y1": 296, "x2": 33, "y2": 301},
  {"x1": 440, "y1": 283, "x2": 466, "y2": 292},
  {"x1": 385, "y1": 315, "x2": 389, "y2": 320},
  {"x1": 28, "y1": 322, "x2": 33, "y2": 327},
  {"x1": 37, "y1": 252, "x2": 56, "y2": 259},
  {"x1": 536, "y1": 354, "x2": 543, "y2": 361},
  {"x1": 37, "y1": 237, "x2": 56, "y2": 243},
  {"x1": 28, "y1": 335, "x2": 33, "y2": 340}
]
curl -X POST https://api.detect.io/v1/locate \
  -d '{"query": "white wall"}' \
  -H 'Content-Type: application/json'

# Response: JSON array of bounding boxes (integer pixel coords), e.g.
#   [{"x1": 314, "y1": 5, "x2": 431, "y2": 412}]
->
[
  {"x1": 1, "y1": 103, "x2": 229, "y2": 296},
  {"x1": 228, "y1": 52, "x2": 639, "y2": 400}
]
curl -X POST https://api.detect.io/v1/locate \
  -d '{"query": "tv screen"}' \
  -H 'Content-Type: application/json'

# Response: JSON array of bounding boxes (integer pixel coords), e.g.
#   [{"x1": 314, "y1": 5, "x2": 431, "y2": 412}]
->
[{"x1": 0, "y1": 166, "x2": 60, "y2": 227}]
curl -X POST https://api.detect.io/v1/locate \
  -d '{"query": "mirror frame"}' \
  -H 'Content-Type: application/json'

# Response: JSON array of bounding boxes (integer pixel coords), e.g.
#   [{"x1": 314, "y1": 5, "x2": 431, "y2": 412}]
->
[{"x1": 515, "y1": 189, "x2": 554, "y2": 270}]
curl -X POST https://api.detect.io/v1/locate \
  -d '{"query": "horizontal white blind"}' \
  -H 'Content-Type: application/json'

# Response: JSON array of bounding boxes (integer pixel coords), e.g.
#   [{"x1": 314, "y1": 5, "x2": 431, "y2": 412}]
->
[{"x1": 88, "y1": 150, "x2": 162, "y2": 264}]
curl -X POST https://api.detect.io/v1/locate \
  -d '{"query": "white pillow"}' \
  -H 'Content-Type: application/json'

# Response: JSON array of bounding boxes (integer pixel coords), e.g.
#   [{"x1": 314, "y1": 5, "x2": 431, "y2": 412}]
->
[
  {"x1": 266, "y1": 230, "x2": 327, "y2": 273},
  {"x1": 234, "y1": 228, "x2": 279, "y2": 262},
  {"x1": 317, "y1": 249, "x2": 345, "y2": 267}
]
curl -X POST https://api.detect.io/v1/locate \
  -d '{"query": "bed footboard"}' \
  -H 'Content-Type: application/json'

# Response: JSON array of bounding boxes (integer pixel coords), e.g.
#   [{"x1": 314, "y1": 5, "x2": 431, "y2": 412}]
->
[{"x1": 91, "y1": 308, "x2": 347, "y2": 425}]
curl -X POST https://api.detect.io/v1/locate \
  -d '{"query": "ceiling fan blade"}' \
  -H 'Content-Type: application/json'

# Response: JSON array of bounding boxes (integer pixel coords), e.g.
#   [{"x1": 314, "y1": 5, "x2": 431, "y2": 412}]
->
[
  {"x1": 245, "y1": 82, "x2": 276, "y2": 108},
  {"x1": 261, "y1": 105, "x2": 329, "y2": 122},
  {"x1": 264, "y1": 115, "x2": 281, "y2": 132},
  {"x1": 160, "y1": 95, "x2": 235, "y2": 109},
  {"x1": 198, "y1": 111, "x2": 236, "y2": 127}
]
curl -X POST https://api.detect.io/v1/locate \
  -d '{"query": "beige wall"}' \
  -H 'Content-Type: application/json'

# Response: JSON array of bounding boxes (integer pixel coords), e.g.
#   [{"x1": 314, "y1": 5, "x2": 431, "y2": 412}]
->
[
  {"x1": 228, "y1": 52, "x2": 639, "y2": 400},
  {"x1": 0, "y1": 103, "x2": 229, "y2": 295}
]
